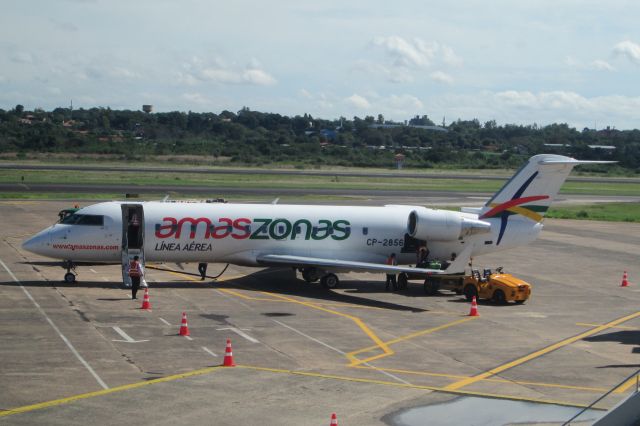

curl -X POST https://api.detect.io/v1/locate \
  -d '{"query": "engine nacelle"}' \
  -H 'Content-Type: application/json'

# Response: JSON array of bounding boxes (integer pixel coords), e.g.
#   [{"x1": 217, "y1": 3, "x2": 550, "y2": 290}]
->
[{"x1": 407, "y1": 208, "x2": 492, "y2": 241}]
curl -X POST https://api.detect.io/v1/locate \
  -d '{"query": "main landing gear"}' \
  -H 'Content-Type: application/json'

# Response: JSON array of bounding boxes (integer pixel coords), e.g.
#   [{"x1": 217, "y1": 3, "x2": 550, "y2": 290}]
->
[
  {"x1": 63, "y1": 260, "x2": 77, "y2": 283},
  {"x1": 299, "y1": 267, "x2": 340, "y2": 289}
]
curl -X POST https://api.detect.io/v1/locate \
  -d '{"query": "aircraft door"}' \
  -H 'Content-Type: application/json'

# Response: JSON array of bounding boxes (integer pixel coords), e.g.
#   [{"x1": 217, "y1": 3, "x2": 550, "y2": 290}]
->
[{"x1": 121, "y1": 204, "x2": 145, "y2": 287}]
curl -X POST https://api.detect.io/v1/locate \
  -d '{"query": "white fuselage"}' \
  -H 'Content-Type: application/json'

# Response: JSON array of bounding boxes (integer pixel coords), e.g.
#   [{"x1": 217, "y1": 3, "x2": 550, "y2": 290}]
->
[{"x1": 23, "y1": 201, "x2": 542, "y2": 266}]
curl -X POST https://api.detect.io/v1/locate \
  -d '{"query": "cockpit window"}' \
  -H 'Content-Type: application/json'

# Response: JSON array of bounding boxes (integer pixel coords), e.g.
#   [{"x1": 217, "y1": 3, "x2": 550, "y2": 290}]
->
[{"x1": 60, "y1": 214, "x2": 104, "y2": 226}]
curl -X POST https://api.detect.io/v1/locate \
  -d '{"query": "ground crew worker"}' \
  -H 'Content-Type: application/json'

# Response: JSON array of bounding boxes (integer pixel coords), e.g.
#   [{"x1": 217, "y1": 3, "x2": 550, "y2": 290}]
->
[
  {"x1": 127, "y1": 255, "x2": 144, "y2": 299},
  {"x1": 198, "y1": 263, "x2": 208, "y2": 280},
  {"x1": 385, "y1": 253, "x2": 397, "y2": 291},
  {"x1": 417, "y1": 245, "x2": 429, "y2": 267}
]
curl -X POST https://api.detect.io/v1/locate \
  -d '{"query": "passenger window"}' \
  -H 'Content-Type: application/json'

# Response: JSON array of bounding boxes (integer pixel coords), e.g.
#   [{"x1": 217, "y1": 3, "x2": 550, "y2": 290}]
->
[{"x1": 362, "y1": 227, "x2": 368, "y2": 235}]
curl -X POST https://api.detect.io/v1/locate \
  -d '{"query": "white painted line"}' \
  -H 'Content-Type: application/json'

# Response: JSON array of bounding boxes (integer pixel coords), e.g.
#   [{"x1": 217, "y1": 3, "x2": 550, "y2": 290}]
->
[
  {"x1": 112, "y1": 326, "x2": 148, "y2": 343},
  {"x1": 184, "y1": 335, "x2": 193, "y2": 341},
  {"x1": 202, "y1": 346, "x2": 217, "y2": 357},
  {"x1": 272, "y1": 319, "x2": 410, "y2": 385},
  {"x1": 158, "y1": 317, "x2": 171, "y2": 326},
  {"x1": 102, "y1": 277, "x2": 108, "y2": 282},
  {"x1": 0, "y1": 259, "x2": 109, "y2": 390},
  {"x1": 216, "y1": 327, "x2": 259, "y2": 343},
  {"x1": 273, "y1": 319, "x2": 345, "y2": 354},
  {"x1": 90, "y1": 268, "x2": 97, "y2": 274}
]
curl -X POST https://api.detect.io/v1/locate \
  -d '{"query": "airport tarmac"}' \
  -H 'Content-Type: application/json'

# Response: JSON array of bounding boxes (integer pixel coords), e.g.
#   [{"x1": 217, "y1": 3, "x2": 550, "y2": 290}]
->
[{"x1": 1, "y1": 200, "x2": 639, "y2": 425}]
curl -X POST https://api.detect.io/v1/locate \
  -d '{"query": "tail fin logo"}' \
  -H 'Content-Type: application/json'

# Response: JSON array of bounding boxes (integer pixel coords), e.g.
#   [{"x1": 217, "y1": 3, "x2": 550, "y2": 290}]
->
[
  {"x1": 479, "y1": 195, "x2": 549, "y2": 222},
  {"x1": 480, "y1": 171, "x2": 549, "y2": 245}
]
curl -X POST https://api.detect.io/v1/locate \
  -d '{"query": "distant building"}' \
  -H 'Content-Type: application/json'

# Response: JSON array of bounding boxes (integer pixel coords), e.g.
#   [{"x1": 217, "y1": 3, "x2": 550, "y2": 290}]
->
[
  {"x1": 142, "y1": 105, "x2": 153, "y2": 113},
  {"x1": 368, "y1": 123, "x2": 448, "y2": 132}
]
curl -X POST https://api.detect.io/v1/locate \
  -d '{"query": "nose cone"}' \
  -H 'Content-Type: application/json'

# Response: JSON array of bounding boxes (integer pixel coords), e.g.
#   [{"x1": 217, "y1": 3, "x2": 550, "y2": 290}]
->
[{"x1": 22, "y1": 229, "x2": 51, "y2": 257}]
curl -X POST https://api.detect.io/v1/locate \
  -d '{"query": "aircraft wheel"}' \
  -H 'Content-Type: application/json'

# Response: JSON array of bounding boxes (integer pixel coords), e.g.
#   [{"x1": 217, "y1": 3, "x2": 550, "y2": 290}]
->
[
  {"x1": 463, "y1": 284, "x2": 478, "y2": 301},
  {"x1": 64, "y1": 272, "x2": 76, "y2": 284},
  {"x1": 492, "y1": 289, "x2": 507, "y2": 305},
  {"x1": 302, "y1": 268, "x2": 319, "y2": 283},
  {"x1": 321, "y1": 273, "x2": 339, "y2": 289},
  {"x1": 423, "y1": 278, "x2": 439, "y2": 295},
  {"x1": 398, "y1": 273, "x2": 408, "y2": 290}
]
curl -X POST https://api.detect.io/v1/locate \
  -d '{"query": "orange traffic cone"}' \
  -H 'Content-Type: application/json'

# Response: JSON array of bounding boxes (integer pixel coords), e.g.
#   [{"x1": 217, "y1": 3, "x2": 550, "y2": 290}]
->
[
  {"x1": 468, "y1": 296, "x2": 479, "y2": 317},
  {"x1": 621, "y1": 271, "x2": 630, "y2": 287},
  {"x1": 330, "y1": 413, "x2": 338, "y2": 425},
  {"x1": 179, "y1": 312, "x2": 190, "y2": 336},
  {"x1": 140, "y1": 287, "x2": 151, "y2": 310},
  {"x1": 223, "y1": 338, "x2": 235, "y2": 367}
]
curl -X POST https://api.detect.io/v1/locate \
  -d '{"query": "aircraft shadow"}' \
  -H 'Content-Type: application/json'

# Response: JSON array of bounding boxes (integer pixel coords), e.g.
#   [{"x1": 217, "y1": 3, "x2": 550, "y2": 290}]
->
[
  {"x1": 584, "y1": 330, "x2": 640, "y2": 354},
  {"x1": 200, "y1": 268, "x2": 427, "y2": 313}
]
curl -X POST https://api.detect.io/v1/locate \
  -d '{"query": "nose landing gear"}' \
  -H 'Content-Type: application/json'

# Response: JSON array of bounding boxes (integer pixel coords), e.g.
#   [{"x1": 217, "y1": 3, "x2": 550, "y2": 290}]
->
[{"x1": 63, "y1": 260, "x2": 77, "y2": 283}]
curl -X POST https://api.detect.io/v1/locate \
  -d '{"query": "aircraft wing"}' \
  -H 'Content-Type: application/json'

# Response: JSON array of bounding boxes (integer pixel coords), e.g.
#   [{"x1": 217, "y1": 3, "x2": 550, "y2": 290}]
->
[{"x1": 257, "y1": 245, "x2": 471, "y2": 275}]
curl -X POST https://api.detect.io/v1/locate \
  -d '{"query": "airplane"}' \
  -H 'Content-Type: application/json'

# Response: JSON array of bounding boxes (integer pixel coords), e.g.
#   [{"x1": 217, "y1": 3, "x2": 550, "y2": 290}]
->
[{"x1": 22, "y1": 154, "x2": 611, "y2": 288}]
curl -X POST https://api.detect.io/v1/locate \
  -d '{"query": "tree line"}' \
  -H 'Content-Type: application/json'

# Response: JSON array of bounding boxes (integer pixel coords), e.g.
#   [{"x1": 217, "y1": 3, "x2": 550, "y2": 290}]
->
[{"x1": 0, "y1": 105, "x2": 638, "y2": 173}]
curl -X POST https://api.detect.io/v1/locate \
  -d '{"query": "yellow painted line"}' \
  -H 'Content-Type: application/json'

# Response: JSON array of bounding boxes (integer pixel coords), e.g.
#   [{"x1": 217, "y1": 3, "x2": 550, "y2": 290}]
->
[
  {"x1": 159, "y1": 267, "x2": 393, "y2": 364},
  {"x1": 352, "y1": 365, "x2": 468, "y2": 380},
  {"x1": 353, "y1": 365, "x2": 609, "y2": 393},
  {"x1": 576, "y1": 322, "x2": 638, "y2": 330},
  {"x1": 0, "y1": 366, "x2": 222, "y2": 418},
  {"x1": 444, "y1": 311, "x2": 640, "y2": 391},
  {"x1": 613, "y1": 374, "x2": 640, "y2": 394},
  {"x1": 347, "y1": 316, "x2": 477, "y2": 366},
  {"x1": 215, "y1": 274, "x2": 247, "y2": 282},
  {"x1": 217, "y1": 287, "x2": 282, "y2": 302},
  {"x1": 312, "y1": 302, "x2": 384, "y2": 311},
  {"x1": 236, "y1": 364, "x2": 606, "y2": 410},
  {"x1": 259, "y1": 291, "x2": 393, "y2": 363}
]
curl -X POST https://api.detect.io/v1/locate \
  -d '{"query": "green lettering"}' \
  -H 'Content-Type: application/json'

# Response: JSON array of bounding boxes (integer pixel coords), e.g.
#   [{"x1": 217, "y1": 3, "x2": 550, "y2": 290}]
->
[
  {"x1": 250, "y1": 218, "x2": 271, "y2": 240},
  {"x1": 331, "y1": 220, "x2": 351, "y2": 240},
  {"x1": 312, "y1": 219, "x2": 332, "y2": 240},
  {"x1": 291, "y1": 219, "x2": 312, "y2": 240},
  {"x1": 269, "y1": 218, "x2": 292, "y2": 240}
]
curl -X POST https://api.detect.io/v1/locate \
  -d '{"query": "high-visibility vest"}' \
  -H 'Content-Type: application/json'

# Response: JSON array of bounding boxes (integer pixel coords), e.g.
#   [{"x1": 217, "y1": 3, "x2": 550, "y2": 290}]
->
[{"x1": 128, "y1": 260, "x2": 141, "y2": 277}]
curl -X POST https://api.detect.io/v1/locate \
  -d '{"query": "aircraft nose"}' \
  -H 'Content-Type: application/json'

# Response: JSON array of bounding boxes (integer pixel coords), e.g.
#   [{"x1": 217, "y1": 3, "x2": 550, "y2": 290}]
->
[{"x1": 22, "y1": 229, "x2": 51, "y2": 256}]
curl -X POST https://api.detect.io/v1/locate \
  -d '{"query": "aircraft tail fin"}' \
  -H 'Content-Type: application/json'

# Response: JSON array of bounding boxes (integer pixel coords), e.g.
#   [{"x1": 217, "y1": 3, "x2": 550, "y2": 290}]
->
[{"x1": 479, "y1": 154, "x2": 614, "y2": 245}]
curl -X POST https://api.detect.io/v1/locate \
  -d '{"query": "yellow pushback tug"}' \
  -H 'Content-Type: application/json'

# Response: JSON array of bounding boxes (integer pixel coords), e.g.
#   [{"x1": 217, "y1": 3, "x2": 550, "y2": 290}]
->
[{"x1": 398, "y1": 266, "x2": 532, "y2": 304}]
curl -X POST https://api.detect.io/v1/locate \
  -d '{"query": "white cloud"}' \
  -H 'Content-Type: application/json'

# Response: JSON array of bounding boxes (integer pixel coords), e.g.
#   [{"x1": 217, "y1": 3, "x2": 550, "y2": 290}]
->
[
  {"x1": 494, "y1": 90, "x2": 593, "y2": 110},
  {"x1": 345, "y1": 94, "x2": 371, "y2": 109},
  {"x1": 613, "y1": 40, "x2": 640, "y2": 63},
  {"x1": 388, "y1": 94, "x2": 424, "y2": 110},
  {"x1": 242, "y1": 68, "x2": 276, "y2": 86},
  {"x1": 109, "y1": 67, "x2": 139, "y2": 79},
  {"x1": 182, "y1": 92, "x2": 211, "y2": 105},
  {"x1": 430, "y1": 71, "x2": 454, "y2": 84},
  {"x1": 176, "y1": 72, "x2": 199, "y2": 86},
  {"x1": 591, "y1": 59, "x2": 614, "y2": 71},
  {"x1": 564, "y1": 56, "x2": 580, "y2": 67},
  {"x1": 11, "y1": 52, "x2": 34, "y2": 64},
  {"x1": 367, "y1": 36, "x2": 462, "y2": 84},
  {"x1": 373, "y1": 36, "x2": 436, "y2": 68},
  {"x1": 298, "y1": 89, "x2": 312, "y2": 99},
  {"x1": 179, "y1": 58, "x2": 276, "y2": 86},
  {"x1": 441, "y1": 45, "x2": 463, "y2": 67}
]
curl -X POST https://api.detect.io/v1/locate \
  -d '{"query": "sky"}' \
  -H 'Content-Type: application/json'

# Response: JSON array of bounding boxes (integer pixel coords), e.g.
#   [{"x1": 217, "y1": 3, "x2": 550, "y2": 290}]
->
[{"x1": 1, "y1": 0, "x2": 640, "y2": 129}]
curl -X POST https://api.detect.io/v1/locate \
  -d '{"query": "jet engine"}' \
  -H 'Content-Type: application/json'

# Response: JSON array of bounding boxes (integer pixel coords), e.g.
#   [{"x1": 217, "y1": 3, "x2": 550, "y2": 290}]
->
[{"x1": 407, "y1": 208, "x2": 491, "y2": 241}]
